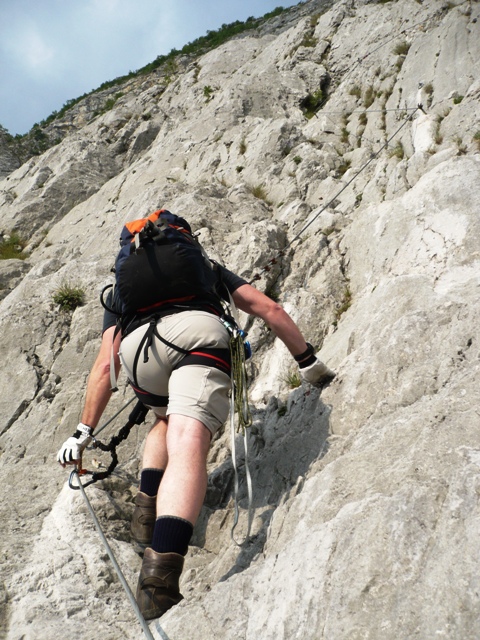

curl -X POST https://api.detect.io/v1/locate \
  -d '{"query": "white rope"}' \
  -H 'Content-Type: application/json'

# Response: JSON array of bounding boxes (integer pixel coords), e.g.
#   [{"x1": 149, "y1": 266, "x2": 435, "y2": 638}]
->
[{"x1": 229, "y1": 375, "x2": 254, "y2": 547}]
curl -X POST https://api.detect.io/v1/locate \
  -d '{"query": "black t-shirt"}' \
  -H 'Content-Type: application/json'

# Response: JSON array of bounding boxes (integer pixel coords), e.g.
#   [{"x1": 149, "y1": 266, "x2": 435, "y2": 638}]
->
[{"x1": 102, "y1": 264, "x2": 247, "y2": 333}]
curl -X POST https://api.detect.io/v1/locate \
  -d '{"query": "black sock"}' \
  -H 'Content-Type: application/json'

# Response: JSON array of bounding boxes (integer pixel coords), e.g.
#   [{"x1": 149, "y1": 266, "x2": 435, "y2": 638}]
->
[
  {"x1": 139, "y1": 468, "x2": 164, "y2": 497},
  {"x1": 151, "y1": 516, "x2": 193, "y2": 556}
]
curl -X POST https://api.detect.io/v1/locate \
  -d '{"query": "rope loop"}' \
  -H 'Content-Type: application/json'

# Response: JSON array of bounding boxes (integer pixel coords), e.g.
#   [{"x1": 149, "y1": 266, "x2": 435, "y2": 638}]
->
[{"x1": 230, "y1": 330, "x2": 252, "y2": 433}]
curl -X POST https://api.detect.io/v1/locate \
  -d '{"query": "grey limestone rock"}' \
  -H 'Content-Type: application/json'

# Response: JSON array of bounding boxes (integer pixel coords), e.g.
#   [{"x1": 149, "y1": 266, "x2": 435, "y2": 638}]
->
[{"x1": 0, "y1": 0, "x2": 479, "y2": 638}]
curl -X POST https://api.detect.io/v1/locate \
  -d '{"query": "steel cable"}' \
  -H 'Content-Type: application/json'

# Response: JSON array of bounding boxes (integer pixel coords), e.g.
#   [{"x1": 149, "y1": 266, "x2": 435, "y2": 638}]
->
[{"x1": 71, "y1": 469, "x2": 156, "y2": 640}]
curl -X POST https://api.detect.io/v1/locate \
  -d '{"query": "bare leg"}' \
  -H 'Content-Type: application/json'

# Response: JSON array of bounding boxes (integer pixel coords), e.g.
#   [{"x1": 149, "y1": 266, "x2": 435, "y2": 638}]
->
[
  {"x1": 131, "y1": 417, "x2": 169, "y2": 548},
  {"x1": 156, "y1": 414, "x2": 211, "y2": 525},
  {"x1": 136, "y1": 417, "x2": 212, "y2": 619},
  {"x1": 142, "y1": 417, "x2": 168, "y2": 470}
]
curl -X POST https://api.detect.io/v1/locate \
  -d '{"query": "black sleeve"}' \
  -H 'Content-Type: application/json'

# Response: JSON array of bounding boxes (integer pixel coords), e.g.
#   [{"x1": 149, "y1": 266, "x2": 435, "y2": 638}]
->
[
  {"x1": 218, "y1": 265, "x2": 248, "y2": 295},
  {"x1": 101, "y1": 288, "x2": 121, "y2": 334}
]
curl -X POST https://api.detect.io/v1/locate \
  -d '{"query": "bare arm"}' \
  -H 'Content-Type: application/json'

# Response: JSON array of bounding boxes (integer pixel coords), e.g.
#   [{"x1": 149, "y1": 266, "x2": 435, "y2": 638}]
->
[
  {"x1": 232, "y1": 283, "x2": 309, "y2": 357},
  {"x1": 57, "y1": 326, "x2": 122, "y2": 467},
  {"x1": 80, "y1": 326, "x2": 122, "y2": 430}
]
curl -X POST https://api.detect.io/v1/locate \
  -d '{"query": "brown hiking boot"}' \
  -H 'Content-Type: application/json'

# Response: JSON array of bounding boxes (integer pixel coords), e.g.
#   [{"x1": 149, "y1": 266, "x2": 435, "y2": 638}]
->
[
  {"x1": 130, "y1": 492, "x2": 156, "y2": 550},
  {"x1": 136, "y1": 548, "x2": 185, "y2": 620}
]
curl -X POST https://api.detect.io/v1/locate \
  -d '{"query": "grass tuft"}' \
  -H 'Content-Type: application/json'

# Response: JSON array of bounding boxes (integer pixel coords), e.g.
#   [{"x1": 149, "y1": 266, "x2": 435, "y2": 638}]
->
[
  {"x1": 53, "y1": 282, "x2": 86, "y2": 311},
  {"x1": 0, "y1": 233, "x2": 28, "y2": 260}
]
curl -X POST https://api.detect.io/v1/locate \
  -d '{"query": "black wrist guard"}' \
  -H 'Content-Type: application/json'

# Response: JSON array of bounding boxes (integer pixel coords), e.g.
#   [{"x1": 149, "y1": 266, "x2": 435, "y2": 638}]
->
[{"x1": 294, "y1": 342, "x2": 316, "y2": 368}]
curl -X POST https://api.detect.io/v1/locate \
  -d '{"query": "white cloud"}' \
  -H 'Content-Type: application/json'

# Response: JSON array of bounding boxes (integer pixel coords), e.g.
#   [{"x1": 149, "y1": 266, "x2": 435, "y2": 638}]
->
[
  {"x1": 21, "y1": 26, "x2": 56, "y2": 71},
  {"x1": 90, "y1": 0, "x2": 121, "y2": 12},
  {"x1": 1, "y1": 20, "x2": 55, "y2": 75}
]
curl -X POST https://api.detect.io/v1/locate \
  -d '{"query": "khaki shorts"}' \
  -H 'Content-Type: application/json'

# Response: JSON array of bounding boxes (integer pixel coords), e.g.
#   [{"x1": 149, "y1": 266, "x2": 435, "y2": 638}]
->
[{"x1": 119, "y1": 310, "x2": 231, "y2": 435}]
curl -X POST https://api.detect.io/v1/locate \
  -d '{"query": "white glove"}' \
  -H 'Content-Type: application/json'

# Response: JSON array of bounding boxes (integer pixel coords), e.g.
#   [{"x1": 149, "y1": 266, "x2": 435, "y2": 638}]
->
[
  {"x1": 57, "y1": 423, "x2": 93, "y2": 466},
  {"x1": 300, "y1": 357, "x2": 335, "y2": 387}
]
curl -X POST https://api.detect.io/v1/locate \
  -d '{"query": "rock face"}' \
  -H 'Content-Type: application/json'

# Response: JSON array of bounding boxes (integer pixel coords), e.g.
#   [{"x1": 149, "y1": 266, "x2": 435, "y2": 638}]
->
[
  {"x1": 0, "y1": 128, "x2": 21, "y2": 178},
  {"x1": 0, "y1": 0, "x2": 479, "y2": 638}
]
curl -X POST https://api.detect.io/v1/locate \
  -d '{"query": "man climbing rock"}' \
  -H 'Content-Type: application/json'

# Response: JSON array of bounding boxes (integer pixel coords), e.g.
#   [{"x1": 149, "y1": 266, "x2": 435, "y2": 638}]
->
[{"x1": 56, "y1": 209, "x2": 334, "y2": 620}]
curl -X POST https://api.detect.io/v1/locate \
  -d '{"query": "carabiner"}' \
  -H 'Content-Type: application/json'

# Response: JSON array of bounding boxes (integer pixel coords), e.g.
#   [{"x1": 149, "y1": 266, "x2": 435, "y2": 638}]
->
[{"x1": 68, "y1": 467, "x2": 96, "y2": 491}]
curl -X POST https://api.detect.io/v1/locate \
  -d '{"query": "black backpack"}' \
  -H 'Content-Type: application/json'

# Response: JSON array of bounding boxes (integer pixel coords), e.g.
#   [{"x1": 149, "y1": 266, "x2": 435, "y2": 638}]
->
[{"x1": 113, "y1": 209, "x2": 222, "y2": 318}]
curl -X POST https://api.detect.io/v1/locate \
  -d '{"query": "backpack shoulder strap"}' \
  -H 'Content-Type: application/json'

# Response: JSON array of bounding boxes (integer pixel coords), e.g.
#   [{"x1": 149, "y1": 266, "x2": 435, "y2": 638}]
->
[{"x1": 110, "y1": 321, "x2": 122, "y2": 392}]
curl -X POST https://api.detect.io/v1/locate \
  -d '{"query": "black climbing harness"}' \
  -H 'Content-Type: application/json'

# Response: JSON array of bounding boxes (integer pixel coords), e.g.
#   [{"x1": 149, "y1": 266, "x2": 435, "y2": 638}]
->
[{"x1": 69, "y1": 400, "x2": 149, "y2": 490}]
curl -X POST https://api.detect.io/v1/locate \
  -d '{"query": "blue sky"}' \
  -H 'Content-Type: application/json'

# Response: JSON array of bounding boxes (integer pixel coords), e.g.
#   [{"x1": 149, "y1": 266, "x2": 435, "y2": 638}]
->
[{"x1": 0, "y1": 0, "x2": 300, "y2": 136}]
